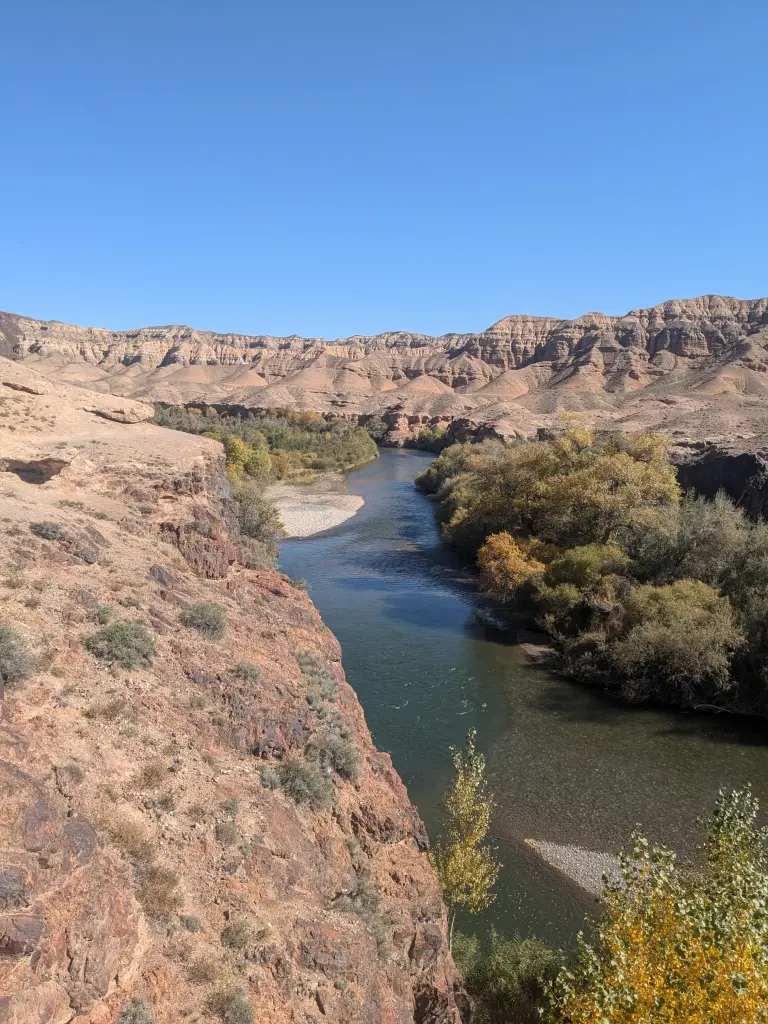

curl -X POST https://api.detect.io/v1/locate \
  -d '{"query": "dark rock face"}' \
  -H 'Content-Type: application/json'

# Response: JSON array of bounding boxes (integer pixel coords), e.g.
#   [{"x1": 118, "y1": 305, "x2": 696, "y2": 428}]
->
[{"x1": 677, "y1": 445, "x2": 768, "y2": 520}]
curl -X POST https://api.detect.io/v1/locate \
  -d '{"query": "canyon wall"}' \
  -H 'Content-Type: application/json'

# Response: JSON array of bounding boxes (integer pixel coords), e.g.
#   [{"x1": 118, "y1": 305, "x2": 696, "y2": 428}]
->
[{"x1": 0, "y1": 359, "x2": 467, "y2": 1024}]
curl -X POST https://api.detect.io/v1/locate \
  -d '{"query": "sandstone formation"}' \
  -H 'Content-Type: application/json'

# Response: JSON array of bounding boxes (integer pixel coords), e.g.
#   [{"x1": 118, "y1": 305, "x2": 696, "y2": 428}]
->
[
  {"x1": 0, "y1": 359, "x2": 467, "y2": 1024},
  {"x1": 3, "y1": 295, "x2": 768, "y2": 444}
]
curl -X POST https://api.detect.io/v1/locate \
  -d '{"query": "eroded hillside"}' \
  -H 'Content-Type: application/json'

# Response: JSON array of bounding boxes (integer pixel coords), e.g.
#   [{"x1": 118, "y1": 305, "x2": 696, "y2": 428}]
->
[
  {"x1": 3, "y1": 295, "x2": 768, "y2": 444},
  {"x1": 0, "y1": 359, "x2": 467, "y2": 1024}
]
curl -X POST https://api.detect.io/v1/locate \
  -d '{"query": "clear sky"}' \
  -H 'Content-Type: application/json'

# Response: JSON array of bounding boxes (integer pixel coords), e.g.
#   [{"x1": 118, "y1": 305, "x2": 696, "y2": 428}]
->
[{"x1": 1, "y1": 1, "x2": 766, "y2": 338}]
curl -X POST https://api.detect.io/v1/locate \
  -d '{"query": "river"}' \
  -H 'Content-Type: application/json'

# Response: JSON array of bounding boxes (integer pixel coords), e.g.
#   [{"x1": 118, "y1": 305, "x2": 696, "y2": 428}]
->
[{"x1": 278, "y1": 448, "x2": 768, "y2": 948}]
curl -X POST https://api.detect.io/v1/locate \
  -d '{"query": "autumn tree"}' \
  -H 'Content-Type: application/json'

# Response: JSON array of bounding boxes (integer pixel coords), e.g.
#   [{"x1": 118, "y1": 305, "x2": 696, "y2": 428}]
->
[
  {"x1": 547, "y1": 787, "x2": 768, "y2": 1023},
  {"x1": 430, "y1": 729, "x2": 500, "y2": 948},
  {"x1": 477, "y1": 533, "x2": 552, "y2": 601}
]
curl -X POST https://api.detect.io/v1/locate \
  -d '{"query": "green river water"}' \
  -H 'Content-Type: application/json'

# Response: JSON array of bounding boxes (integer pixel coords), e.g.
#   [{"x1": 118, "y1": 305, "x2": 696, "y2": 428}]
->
[{"x1": 278, "y1": 448, "x2": 768, "y2": 948}]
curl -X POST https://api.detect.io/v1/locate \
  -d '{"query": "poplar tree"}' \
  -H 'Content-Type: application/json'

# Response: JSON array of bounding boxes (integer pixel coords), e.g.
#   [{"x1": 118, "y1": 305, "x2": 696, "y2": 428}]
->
[{"x1": 430, "y1": 728, "x2": 500, "y2": 949}]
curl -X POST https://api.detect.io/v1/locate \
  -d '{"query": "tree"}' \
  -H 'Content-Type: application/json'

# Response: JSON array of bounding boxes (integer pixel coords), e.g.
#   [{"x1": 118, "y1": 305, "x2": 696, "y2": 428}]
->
[
  {"x1": 477, "y1": 533, "x2": 551, "y2": 601},
  {"x1": 430, "y1": 729, "x2": 500, "y2": 949},
  {"x1": 547, "y1": 787, "x2": 768, "y2": 1023}
]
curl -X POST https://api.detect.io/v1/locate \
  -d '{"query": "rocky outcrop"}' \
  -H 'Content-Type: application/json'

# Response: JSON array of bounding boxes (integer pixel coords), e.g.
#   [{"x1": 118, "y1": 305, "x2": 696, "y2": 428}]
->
[
  {"x1": 4, "y1": 296, "x2": 768, "y2": 444},
  {"x1": 0, "y1": 359, "x2": 467, "y2": 1024}
]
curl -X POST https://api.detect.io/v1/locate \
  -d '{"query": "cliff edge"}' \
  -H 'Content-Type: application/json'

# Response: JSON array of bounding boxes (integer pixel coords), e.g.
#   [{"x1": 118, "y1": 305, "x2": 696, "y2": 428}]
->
[{"x1": 0, "y1": 358, "x2": 467, "y2": 1024}]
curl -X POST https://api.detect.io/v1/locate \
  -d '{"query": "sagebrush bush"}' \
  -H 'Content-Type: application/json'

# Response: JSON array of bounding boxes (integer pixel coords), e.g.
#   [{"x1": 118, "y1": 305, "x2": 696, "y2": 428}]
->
[
  {"x1": 180, "y1": 914, "x2": 201, "y2": 932},
  {"x1": 278, "y1": 758, "x2": 334, "y2": 811},
  {"x1": 297, "y1": 650, "x2": 339, "y2": 703},
  {"x1": 204, "y1": 988, "x2": 254, "y2": 1024},
  {"x1": 84, "y1": 620, "x2": 156, "y2": 668},
  {"x1": 307, "y1": 730, "x2": 360, "y2": 781},
  {"x1": 215, "y1": 821, "x2": 240, "y2": 846},
  {"x1": 29, "y1": 520, "x2": 63, "y2": 540},
  {"x1": 118, "y1": 1000, "x2": 157, "y2": 1024},
  {"x1": 220, "y1": 917, "x2": 253, "y2": 949},
  {"x1": 260, "y1": 766, "x2": 280, "y2": 790},
  {"x1": 180, "y1": 601, "x2": 228, "y2": 639},
  {"x1": 0, "y1": 623, "x2": 38, "y2": 684},
  {"x1": 136, "y1": 861, "x2": 181, "y2": 919},
  {"x1": 232, "y1": 661, "x2": 260, "y2": 683}
]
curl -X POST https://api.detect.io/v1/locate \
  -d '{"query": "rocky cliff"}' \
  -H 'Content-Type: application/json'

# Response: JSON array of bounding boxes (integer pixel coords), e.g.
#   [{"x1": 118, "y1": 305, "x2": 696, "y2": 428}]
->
[
  {"x1": 0, "y1": 359, "x2": 467, "y2": 1024},
  {"x1": 3, "y1": 295, "x2": 768, "y2": 444}
]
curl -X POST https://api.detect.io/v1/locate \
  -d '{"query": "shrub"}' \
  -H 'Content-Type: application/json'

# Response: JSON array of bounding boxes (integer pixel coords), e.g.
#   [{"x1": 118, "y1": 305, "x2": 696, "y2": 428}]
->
[
  {"x1": 260, "y1": 766, "x2": 281, "y2": 790},
  {"x1": 297, "y1": 650, "x2": 338, "y2": 703},
  {"x1": 278, "y1": 758, "x2": 334, "y2": 811},
  {"x1": 609, "y1": 579, "x2": 743, "y2": 703},
  {"x1": 235, "y1": 481, "x2": 284, "y2": 553},
  {"x1": 232, "y1": 661, "x2": 260, "y2": 683},
  {"x1": 30, "y1": 520, "x2": 63, "y2": 541},
  {"x1": 307, "y1": 731, "x2": 360, "y2": 781},
  {"x1": 104, "y1": 815, "x2": 154, "y2": 863},
  {"x1": 187, "y1": 956, "x2": 223, "y2": 984},
  {"x1": 454, "y1": 930, "x2": 561, "y2": 1024},
  {"x1": 190, "y1": 519, "x2": 212, "y2": 537},
  {"x1": 136, "y1": 759, "x2": 167, "y2": 789},
  {"x1": 118, "y1": 1000, "x2": 157, "y2": 1024},
  {"x1": 180, "y1": 601, "x2": 228, "y2": 639},
  {"x1": 85, "y1": 620, "x2": 156, "y2": 668},
  {"x1": 219, "y1": 796, "x2": 241, "y2": 816},
  {"x1": 180, "y1": 914, "x2": 201, "y2": 932},
  {"x1": 204, "y1": 988, "x2": 254, "y2": 1024},
  {"x1": 136, "y1": 861, "x2": 181, "y2": 919},
  {"x1": 215, "y1": 821, "x2": 240, "y2": 846},
  {"x1": 220, "y1": 917, "x2": 253, "y2": 949},
  {"x1": 0, "y1": 624, "x2": 38, "y2": 684}
]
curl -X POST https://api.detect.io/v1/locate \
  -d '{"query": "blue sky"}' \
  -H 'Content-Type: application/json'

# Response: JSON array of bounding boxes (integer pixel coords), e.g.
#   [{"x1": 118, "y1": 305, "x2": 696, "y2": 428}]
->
[{"x1": 1, "y1": 1, "x2": 766, "y2": 338}]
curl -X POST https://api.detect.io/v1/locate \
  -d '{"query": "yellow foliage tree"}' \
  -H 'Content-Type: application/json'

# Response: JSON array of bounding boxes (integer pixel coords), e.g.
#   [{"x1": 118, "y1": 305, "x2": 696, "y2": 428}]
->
[
  {"x1": 222, "y1": 435, "x2": 249, "y2": 482},
  {"x1": 430, "y1": 729, "x2": 500, "y2": 948},
  {"x1": 547, "y1": 787, "x2": 768, "y2": 1023},
  {"x1": 477, "y1": 532, "x2": 554, "y2": 601}
]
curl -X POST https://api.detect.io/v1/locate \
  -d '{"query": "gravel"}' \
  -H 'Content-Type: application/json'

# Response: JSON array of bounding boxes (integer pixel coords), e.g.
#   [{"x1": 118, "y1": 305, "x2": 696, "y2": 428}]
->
[
  {"x1": 525, "y1": 839, "x2": 622, "y2": 896},
  {"x1": 267, "y1": 487, "x2": 364, "y2": 537}
]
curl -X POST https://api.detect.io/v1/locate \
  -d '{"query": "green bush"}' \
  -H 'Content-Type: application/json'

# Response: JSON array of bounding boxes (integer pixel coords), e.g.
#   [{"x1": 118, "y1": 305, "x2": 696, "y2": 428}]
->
[
  {"x1": 180, "y1": 914, "x2": 201, "y2": 933},
  {"x1": 180, "y1": 601, "x2": 228, "y2": 639},
  {"x1": 190, "y1": 519, "x2": 212, "y2": 537},
  {"x1": 0, "y1": 624, "x2": 37, "y2": 684},
  {"x1": 297, "y1": 650, "x2": 339, "y2": 703},
  {"x1": 260, "y1": 766, "x2": 280, "y2": 790},
  {"x1": 204, "y1": 988, "x2": 254, "y2": 1024},
  {"x1": 609, "y1": 579, "x2": 743, "y2": 703},
  {"x1": 84, "y1": 620, "x2": 156, "y2": 669},
  {"x1": 235, "y1": 481, "x2": 284, "y2": 553},
  {"x1": 232, "y1": 661, "x2": 260, "y2": 683},
  {"x1": 278, "y1": 758, "x2": 334, "y2": 811},
  {"x1": 30, "y1": 520, "x2": 63, "y2": 541},
  {"x1": 307, "y1": 730, "x2": 360, "y2": 781},
  {"x1": 215, "y1": 821, "x2": 240, "y2": 846},
  {"x1": 118, "y1": 1000, "x2": 157, "y2": 1024},
  {"x1": 220, "y1": 917, "x2": 253, "y2": 949},
  {"x1": 453, "y1": 929, "x2": 561, "y2": 1024}
]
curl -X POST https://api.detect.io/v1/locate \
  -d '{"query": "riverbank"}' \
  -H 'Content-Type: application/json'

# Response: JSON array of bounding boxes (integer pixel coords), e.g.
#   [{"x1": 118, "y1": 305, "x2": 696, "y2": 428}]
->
[{"x1": 267, "y1": 478, "x2": 365, "y2": 536}]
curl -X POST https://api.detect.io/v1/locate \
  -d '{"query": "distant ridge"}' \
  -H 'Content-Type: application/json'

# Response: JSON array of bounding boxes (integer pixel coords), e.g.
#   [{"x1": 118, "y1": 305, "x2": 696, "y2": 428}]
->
[{"x1": 3, "y1": 295, "x2": 768, "y2": 444}]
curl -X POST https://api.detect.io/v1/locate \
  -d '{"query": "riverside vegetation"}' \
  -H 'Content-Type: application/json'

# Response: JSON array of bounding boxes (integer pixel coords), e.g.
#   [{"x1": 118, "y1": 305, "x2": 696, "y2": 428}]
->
[
  {"x1": 416, "y1": 426, "x2": 768, "y2": 715},
  {"x1": 152, "y1": 405, "x2": 379, "y2": 482}
]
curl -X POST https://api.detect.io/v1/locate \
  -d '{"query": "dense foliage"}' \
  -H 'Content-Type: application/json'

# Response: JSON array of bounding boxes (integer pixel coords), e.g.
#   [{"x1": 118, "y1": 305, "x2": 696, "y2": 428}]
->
[
  {"x1": 152, "y1": 405, "x2": 378, "y2": 482},
  {"x1": 417, "y1": 428, "x2": 768, "y2": 712},
  {"x1": 453, "y1": 930, "x2": 562, "y2": 1024},
  {"x1": 547, "y1": 787, "x2": 768, "y2": 1023}
]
